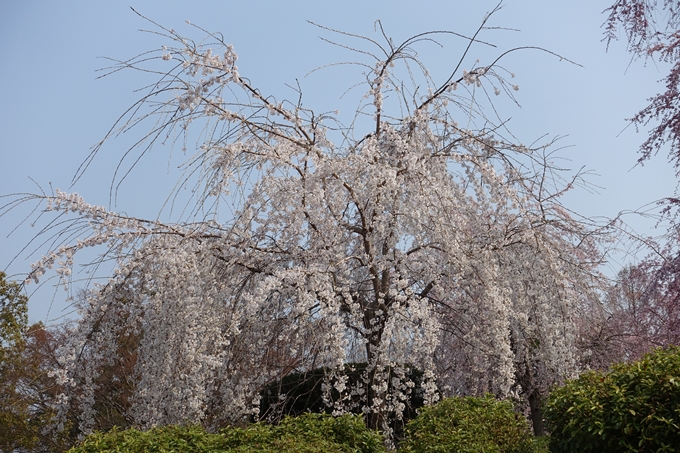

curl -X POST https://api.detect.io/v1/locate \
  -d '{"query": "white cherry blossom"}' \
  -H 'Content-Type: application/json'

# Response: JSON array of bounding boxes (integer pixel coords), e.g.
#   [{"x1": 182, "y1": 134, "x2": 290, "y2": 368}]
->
[{"x1": 13, "y1": 10, "x2": 606, "y2": 440}]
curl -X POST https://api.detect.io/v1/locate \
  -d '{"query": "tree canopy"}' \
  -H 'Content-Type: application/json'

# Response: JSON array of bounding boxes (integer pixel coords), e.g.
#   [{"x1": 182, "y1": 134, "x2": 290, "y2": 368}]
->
[
  {"x1": 0, "y1": 273, "x2": 71, "y2": 452},
  {"x1": 8, "y1": 7, "x2": 608, "y2": 442}
]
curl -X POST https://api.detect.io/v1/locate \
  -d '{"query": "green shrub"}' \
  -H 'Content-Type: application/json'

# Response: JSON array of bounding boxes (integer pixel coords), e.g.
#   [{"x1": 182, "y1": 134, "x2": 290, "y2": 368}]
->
[
  {"x1": 544, "y1": 346, "x2": 680, "y2": 453},
  {"x1": 68, "y1": 413, "x2": 385, "y2": 453},
  {"x1": 400, "y1": 396, "x2": 535, "y2": 453},
  {"x1": 530, "y1": 436, "x2": 551, "y2": 453},
  {"x1": 67, "y1": 425, "x2": 225, "y2": 453},
  {"x1": 267, "y1": 413, "x2": 385, "y2": 453}
]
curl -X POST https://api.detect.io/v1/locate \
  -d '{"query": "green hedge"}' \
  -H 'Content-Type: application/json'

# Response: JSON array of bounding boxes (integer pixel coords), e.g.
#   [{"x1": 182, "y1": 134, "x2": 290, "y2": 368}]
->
[
  {"x1": 222, "y1": 413, "x2": 386, "y2": 453},
  {"x1": 69, "y1": 397, "x2": 550, "y2": 453},
  {"x1": 68, "y1": 413, "x2": 385, "y2": 453},
  {"x1": 544, "y1": 346, "x2": 680, "y2": 453},
  {"x1": 400, "y1": 396, "x2": 535, "y2": 453}
]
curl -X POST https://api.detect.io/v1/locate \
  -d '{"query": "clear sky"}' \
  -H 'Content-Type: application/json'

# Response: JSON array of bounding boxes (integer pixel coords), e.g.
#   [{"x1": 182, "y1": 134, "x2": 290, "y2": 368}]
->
[{"x1": 1, "y1": 0, "x2": 677, "y2": 323}]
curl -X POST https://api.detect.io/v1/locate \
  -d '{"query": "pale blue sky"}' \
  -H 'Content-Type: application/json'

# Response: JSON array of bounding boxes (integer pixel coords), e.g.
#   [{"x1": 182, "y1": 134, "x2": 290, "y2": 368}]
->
[{"x1": 1, "y1": 0, "x2": 676, "y2": 323}]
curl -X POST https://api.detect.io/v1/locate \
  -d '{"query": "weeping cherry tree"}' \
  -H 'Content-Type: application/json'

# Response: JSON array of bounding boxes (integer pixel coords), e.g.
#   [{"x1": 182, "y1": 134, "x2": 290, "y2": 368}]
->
[{"x1": 10, "y1": 6, "x2": 607, "y2": 440}]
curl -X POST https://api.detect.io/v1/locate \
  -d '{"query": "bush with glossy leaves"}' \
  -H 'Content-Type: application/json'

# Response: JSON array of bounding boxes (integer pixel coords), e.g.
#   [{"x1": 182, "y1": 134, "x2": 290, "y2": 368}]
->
[{"x1": 545, "y1": 346, "x2": 680, "y2": 452}]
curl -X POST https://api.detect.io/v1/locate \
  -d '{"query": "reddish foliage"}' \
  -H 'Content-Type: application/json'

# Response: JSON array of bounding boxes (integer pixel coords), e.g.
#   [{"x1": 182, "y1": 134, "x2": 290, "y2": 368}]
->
[
  {"x1": 604, "y1": 2, "x2": 680, "y2": 366},
  {"x1": 605, "y1": 0, "x2": 680, "y2": 175},
  {"x1": 584, "y1": 242, "x2": 680, "y2": 369},
  {"x1": 635, "y1": 240, "x2": 680, "y2": 344}
]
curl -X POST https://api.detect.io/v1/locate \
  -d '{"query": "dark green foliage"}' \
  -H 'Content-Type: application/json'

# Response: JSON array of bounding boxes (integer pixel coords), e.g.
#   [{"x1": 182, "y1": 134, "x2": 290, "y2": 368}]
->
[
  {"x1": 260, "y1": 366, "x2": 330, "y2": 419},
  {"x1": 544, "y1": 346, "x2": 680, "y2": 452},
  {"x1": 400, "y1": 396, "x2": 535, "y2": 453},
  {"x1": 260, "y1": 363, "x2": 427, "y2": 439},
  {"x1": 68, "y1": 413, "x2": 386, "y2": 453}
]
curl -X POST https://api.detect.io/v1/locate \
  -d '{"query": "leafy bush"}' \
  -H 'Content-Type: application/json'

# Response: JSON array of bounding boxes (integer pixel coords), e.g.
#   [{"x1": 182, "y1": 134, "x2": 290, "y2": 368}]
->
[
  {"x1": 530, "y1": 436, "x2": 550, "y2": 453},
  {"x1": 68, "y1": 413, "x2": 385, "y2": 453},
  {"x1": 68, "y1": 425, "x2": 223, "y2": 453},
  {"x1": 400, "y1": 396, "x2": 535, "y2": 453},
  {"x1": 544, "y1": 346, "x2": 680, "y2": 452}
]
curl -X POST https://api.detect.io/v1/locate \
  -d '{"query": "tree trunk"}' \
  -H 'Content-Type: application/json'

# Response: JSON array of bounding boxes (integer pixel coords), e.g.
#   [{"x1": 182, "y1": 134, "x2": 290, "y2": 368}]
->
[
  {"x1": 528, "y1": 390, "x2": 544, "y2": 436},
  {"x1": 364, "y1": 341, "x2": 387, "y2": 431},
  {"x1": 515, "y1": 355, "x2": 545, "y2": 437},
  {"x1": 365, "y1": 365, "x2": 384, "y2": 430}
]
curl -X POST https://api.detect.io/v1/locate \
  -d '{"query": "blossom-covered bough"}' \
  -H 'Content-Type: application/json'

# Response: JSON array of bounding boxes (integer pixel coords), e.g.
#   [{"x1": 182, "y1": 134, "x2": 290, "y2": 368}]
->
[{"x1": 5, "y1": 5, "x2": 608, "y2": 442}]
